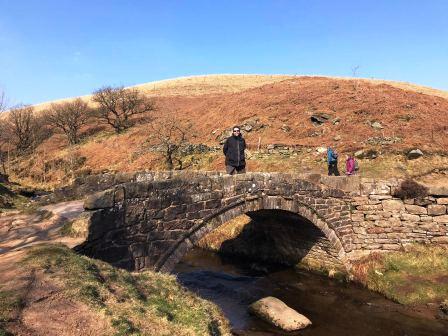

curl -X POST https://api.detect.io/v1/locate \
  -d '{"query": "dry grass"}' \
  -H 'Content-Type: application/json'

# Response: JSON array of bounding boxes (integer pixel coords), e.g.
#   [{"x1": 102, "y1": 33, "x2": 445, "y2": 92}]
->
[
  {"x1": 32, "y1": 74, "x2": 293, "y2": 111},
  {"x1": 60, "y1": 213, "x2": 90, "y2": 238},
  {"x1": 5, "y1": 75, "x2": 448, "y2": 188},
  {"x1": 197, "y1": 215, "x2": 251, "y2": 251},
  {"x1": 20, "y1": 244, "x2": 231, "y2": 336},
  {"x1": 328, "y1": 76, "x2": 448, "y2": 100},
  {"x1": 33, "y1": 75, "x2": 448, "y2": 110},
  {"x1": 351, "y1": 244, "x2": 448, "y2": 305}
]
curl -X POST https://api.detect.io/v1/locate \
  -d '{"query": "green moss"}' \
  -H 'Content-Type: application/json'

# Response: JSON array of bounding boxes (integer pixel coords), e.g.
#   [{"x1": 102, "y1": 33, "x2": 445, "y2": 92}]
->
[
  {"x1": 111, "y1": 316, "x2": 139, "y2": 336},
  {"x1": 0, "y1": 328, "x2": 13, "y2": 336},
  {"x1": 22, "y1": 244, "x2": 230, "y2": 335},
  {"x1": 0, "y1": 290, "x2": 22, "y2": 322},
  {"x1": 359, "y1": 245, "x2": 448, "y2": 305}
]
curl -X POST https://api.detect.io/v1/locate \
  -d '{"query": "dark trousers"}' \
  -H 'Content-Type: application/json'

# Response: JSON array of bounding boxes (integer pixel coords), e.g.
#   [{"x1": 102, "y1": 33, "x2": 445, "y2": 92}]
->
[
  {"x1": 226, "y1": 165, "x2": 246, "y2": 175},
  {"x1": 328, "y1": 162, "x2": 340, "y2": 176}
]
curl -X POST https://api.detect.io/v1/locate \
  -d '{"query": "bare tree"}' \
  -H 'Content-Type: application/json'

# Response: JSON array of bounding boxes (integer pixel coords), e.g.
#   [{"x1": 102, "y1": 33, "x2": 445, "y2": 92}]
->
[
  {"x1": 0, "y1": 90, "x2": 8, "y2": 174},
  {"x1": 351, "y1": 65, "x2": 360, "y2": 93},
  {"x1": 0, "y1": 119, "x2": 9, "y2": 175},
  {"x1": 0, "y1": 90, "x2": 6, "y2": 112},
  {"x1": 149, "y1": 117, "x2": 195, "y2": 170},
  {"x1": 351, "y1": 65, "x2": 360, "y2": 77},
  {"x1": 8, "y1": 105, "x2": 38, "y2": 153},
  {"x1": 92, "y1": 86, "x2": 155, "y2": 133},
  {"x1": 46, "y1": 98, "x2": 90, "y2": 145}
]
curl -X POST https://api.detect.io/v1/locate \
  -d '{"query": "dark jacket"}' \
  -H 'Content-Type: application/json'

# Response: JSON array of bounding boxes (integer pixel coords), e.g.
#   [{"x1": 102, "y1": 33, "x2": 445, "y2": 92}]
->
[{"x1": 223, "y1": 135, "x2": 246, "y2": 167}]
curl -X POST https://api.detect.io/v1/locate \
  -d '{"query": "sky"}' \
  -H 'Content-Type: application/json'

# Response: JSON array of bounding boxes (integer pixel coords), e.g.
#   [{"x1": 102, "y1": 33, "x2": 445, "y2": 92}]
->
[{"x1": 0, "y1": 0, "x2": 447, "y2": 105}]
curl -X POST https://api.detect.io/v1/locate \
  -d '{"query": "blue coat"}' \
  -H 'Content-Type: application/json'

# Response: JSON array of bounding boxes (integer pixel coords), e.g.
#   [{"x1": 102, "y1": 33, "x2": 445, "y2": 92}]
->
[{"x1": 327, "y1": 148, "x2": 338, "y2": 164}]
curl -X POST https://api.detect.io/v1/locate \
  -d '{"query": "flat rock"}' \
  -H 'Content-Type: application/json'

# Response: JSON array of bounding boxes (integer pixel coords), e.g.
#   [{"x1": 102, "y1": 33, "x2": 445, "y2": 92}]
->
[
  {"x1": 311, "y1": 113, "x2": 331, "y2": 125},
  {"x1": 249, "y1": 296, "x2": 311, "y2": 331},
  {"x1": 371, "y1": 121, "x2": 384, "y2": 130}
]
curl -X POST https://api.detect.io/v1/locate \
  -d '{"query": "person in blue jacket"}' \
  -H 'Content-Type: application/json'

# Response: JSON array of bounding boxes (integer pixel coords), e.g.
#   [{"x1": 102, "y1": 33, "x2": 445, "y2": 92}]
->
[{"x1": 327, "y1": 147, "x2": 340, "y2": 176}]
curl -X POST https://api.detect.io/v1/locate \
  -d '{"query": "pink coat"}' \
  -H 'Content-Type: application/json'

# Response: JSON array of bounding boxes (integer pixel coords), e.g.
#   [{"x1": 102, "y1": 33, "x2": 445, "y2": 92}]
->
[{"x1": 346, "y1": 157, "x2": 355, "y2": 175}]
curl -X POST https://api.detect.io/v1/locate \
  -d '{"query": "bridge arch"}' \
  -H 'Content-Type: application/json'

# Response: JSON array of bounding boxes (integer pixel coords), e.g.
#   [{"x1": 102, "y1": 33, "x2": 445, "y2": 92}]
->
[
  {"x1": 155, "y1": 195, "x2": 350, "y2": 273},
  {"x1": 78, "y1": 172, "x2": 354, "y2": 274}
]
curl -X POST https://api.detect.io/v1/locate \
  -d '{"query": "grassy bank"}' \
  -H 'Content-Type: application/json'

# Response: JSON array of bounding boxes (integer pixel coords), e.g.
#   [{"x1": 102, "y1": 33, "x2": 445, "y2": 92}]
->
[
  {"x1": 352, "y1": 244, "x2": 448, "y2": 305},
  {"x1": 1, "y1": 244, "x2": 230, "y2": 336}
]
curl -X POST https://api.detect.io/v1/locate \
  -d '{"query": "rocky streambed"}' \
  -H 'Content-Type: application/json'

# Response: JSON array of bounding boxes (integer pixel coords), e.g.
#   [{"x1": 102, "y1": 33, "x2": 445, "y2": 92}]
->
[{"x1": 174, "y1": 248, "x2": 448, "y2": 336}]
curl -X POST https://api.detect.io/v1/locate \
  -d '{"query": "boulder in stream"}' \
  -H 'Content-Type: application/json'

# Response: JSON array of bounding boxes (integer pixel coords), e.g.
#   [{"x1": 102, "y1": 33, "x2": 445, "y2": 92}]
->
[{"x1": 249, "y1": 296, "x2": 312, "y2": 331}]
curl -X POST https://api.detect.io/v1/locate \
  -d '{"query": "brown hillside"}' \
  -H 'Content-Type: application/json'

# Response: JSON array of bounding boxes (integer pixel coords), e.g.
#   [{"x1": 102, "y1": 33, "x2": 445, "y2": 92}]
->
[
  {"x1": 155, "y1": 76, "x2": 448, "y2": 151},
  {"x1": 6, "y1": 75, "x2": 448, "y2": 187}
]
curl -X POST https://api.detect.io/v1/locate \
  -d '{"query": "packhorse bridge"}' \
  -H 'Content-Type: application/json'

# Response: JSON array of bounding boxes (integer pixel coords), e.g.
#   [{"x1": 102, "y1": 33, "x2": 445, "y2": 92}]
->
[{"x1": 75, "y1": 171, "x2": 448, "y2": 273}]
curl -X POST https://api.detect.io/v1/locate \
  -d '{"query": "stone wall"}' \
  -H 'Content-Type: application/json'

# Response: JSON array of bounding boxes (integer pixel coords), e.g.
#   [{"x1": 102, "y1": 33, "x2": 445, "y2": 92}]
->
[{"x1": 346, "y1": 178, "x2": 448, "y2": 259}]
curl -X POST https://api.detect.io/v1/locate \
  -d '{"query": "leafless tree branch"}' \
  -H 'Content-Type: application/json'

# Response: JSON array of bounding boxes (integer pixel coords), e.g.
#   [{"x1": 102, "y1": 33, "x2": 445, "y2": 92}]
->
[
  {"x1": 92, "y1": 86, "x2": 155, "y2": 133},
  {"x1": 149, "y1": 116, "x2": 195, "y2": 170},
  {"x1": 46, "y1": 98, "x2": 90, "y2": 145}
]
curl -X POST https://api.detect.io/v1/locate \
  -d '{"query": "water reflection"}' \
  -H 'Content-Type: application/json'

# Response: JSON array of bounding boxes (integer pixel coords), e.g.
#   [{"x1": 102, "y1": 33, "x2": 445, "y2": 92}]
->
[{"x1": 174, "y1": 248, "x2": 448, "y2": 336}]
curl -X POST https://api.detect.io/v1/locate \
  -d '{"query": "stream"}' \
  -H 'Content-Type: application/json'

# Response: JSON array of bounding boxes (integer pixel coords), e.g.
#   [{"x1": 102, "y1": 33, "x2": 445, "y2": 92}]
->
[{"x1": 173, "y1": 248, "x2": 448, "y2": 336}]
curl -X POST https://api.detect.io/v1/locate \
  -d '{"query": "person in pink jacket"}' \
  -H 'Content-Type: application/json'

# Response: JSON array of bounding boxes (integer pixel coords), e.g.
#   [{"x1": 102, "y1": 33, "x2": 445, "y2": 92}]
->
[{"x1": 346, "y1": 155, "x2": 356, "y2": 175}]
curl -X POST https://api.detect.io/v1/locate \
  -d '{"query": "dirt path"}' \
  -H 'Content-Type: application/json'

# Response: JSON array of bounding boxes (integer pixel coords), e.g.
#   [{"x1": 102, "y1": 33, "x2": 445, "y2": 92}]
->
[
  {"x1": 0, "y1": 201, "x2": 112, "y2": 336},
  {"x1": 0, "y1": 200, "x2": 85, "y2": 255}
]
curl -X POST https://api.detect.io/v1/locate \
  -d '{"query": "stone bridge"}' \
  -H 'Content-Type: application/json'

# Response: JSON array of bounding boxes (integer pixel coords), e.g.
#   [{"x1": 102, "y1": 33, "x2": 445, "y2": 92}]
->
[{"x1": 76, "y1": 171, "x2": 448, "y2": 273}]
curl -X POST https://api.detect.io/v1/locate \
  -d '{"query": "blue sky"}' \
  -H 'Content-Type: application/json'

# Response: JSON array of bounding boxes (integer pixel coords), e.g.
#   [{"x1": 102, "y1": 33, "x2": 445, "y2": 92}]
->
[{"x1": 0, "y1": 0, "x2": 447, "y2": 105}]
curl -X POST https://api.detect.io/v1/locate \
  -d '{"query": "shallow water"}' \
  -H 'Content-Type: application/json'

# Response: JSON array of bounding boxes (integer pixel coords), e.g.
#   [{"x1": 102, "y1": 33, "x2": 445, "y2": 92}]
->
[{"x1": 173, "y1": 248, "x2": 448, "y2": 336}]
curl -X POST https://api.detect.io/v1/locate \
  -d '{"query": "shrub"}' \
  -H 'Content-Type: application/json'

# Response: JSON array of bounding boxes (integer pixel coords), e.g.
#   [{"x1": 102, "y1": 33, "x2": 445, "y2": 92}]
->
[{"x1": 394, "y1": 179, "x2": 428, "y2": 200}]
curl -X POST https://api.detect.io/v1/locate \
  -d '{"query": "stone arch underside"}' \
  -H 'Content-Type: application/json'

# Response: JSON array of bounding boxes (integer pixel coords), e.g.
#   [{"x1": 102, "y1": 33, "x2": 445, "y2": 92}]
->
[{"x1": 156, "y1": 195, "x2": 350, "y2": 273}]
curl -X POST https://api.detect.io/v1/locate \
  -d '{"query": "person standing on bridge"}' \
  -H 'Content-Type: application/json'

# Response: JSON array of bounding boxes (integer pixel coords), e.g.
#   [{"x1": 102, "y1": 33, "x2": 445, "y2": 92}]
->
[
  {"x1": 223, "y1": 126, "x2": 246, "y2": 175},
  {"x1": 327, "y1": 147, "x2": 340, "y2": 176}
]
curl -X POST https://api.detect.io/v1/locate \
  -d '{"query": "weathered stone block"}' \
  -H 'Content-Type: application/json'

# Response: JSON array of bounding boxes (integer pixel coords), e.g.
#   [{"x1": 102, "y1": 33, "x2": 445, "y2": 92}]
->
[
  {"x1": 369, "y1": 195, "x2": 393, "y2": 201},
  {"x1": 382, "y1": 244, "x2": 401, "y2": 250},
  {"x1": 382, "y1": 199, "x2": 404, "y2": 212},
  {"x1": 429, "y1": 186, "x2": 448, "y2": 196},
  {"x1": 376, "y1": 218, "x2": 401, "y2": 227},
  {"x1": 401, "y1": 213, "x2": 420, "y2": 221},
  {"x1": 415, "y1": 198, "x2": 432, "y2": 206},
  {"x1": 351, "y1": 213, "x2": 364, "y2": 222},
  {"x1": 130, "y1": 243, "x2": 147, "y2": 258},
  {"x1": 434, "y1": 215, "x2": 448, "y2": 223},
  {"x1": 367, "y1": 227, "x2": 384, "y2": 234},
  {"x1": 353, "y1": 227, "x2": 367, "y2": 234},
  {"x1": 84, "y1": 189, "x2": 115, "y2": 210},
  {"x1": 378, "y1": 211, "x2": 393, "y2": 218},
  {"x1": 357, "y1": 204, "x2": 383, "y2": 211},
  {"x1": 432, "y1": 236, "x2": 448, "y2": 243},
  {"x1": 405, "y1": 204, "x2": 427, "y2": 215},
  {"x1": 436, "y1": 198, "x2": 448, "y2": 205},
  {"x1": 114, "y1": 186, "x2": 125, "y2": 203},
  {"x1": 428, "y1": 204, "x2": 447, "y2": 216},
  {"x1": 365, "y1": 214, "x2": 381, "y2": 221},
  {"x1": 205, "y1": 199, "x2": 221, "y2": 209},
  {"x1": 419, "y1": 223, "x2": 441, "y2": 232}
]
